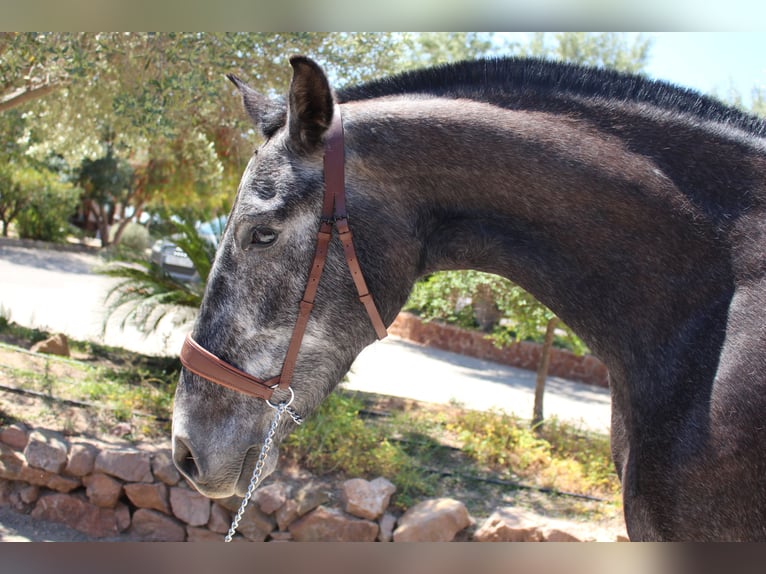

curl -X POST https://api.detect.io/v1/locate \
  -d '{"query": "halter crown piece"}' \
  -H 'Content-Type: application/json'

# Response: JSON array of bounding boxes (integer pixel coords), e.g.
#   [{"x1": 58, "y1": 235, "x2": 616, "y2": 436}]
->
[{"x1": 179, "y1": 104, "x2": 387, "y2": 400}]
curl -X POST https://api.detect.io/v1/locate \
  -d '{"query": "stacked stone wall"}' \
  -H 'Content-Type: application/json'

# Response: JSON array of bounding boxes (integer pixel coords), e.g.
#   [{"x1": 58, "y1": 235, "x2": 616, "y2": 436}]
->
[
  {"x1": 1, "y1": 422, "x2": 625, "y2": 541},
  {"x1": 389, "y1": 313, "x2": 609, "y2": 388}
]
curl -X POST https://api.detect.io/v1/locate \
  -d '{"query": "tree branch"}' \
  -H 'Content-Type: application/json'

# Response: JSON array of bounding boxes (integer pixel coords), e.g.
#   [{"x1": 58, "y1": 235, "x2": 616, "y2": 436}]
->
[{"x1": 0, "y1": 81, "x2": 59, "y2": 113}]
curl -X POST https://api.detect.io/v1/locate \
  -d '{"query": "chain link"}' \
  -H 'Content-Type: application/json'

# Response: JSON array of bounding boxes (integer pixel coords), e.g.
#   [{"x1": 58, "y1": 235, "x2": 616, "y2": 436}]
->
[{"x1": 224, "y1": 400, "x2": 302, "y2": 542}]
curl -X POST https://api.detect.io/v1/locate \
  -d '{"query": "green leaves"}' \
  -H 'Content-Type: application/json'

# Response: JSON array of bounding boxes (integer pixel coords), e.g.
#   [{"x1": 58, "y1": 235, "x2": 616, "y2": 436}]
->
[
  {"x1": 98, "y1": 211, "x2": 222, "y2": 334},
  {"x1": 100, "y1": 260, "x2": 203, "y2": 334},
  {"x1": 404, "y1": 270, "x2": 587, "y2": 355}
]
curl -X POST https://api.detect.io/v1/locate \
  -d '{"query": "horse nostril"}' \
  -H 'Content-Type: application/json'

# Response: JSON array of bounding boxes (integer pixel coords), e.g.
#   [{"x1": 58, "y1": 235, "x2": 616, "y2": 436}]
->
[{"x1": 172, "y1": 436, "x2": 200, "y2": 481}]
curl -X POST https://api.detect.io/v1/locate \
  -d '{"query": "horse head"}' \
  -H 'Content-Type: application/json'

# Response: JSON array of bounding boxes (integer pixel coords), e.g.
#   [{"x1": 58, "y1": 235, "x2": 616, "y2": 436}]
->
[{"x1": 171, "y1": 57, "x2": 415, "y2": 498}]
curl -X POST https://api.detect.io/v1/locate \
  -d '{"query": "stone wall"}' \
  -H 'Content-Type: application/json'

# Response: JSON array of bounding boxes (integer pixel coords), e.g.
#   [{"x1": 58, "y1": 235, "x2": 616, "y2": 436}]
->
[
  {"x1": 0, "y1": 422, "x2": 625, "y2": 542},
  {"x1": 389, "y1": 313, "x2": 609, "y2": 388}
]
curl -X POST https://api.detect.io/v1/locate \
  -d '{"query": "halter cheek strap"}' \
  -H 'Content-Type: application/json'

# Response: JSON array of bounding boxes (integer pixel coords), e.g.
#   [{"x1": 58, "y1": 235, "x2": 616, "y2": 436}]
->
[{"x1": 179, "y1": 104, "x2": 387, "y2": 400}]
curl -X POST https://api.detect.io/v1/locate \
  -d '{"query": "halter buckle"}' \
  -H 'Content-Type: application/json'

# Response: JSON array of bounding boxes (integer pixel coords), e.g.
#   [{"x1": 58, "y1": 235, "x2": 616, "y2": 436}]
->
[{"x1": 266, "y1": 385, "x2": 295, "y2": 409}]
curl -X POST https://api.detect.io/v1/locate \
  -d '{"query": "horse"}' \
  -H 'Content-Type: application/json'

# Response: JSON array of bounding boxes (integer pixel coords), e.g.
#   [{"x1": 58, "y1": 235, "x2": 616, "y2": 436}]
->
[{"x1": 171, "y1": 55, "x2": 766, "y2": 541}]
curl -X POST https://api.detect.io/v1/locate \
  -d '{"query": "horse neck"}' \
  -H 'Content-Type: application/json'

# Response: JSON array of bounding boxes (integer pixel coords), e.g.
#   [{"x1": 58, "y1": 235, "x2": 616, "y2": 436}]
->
[{"x1": 344, "y1": 98, "x2": 736, "y2": 369}]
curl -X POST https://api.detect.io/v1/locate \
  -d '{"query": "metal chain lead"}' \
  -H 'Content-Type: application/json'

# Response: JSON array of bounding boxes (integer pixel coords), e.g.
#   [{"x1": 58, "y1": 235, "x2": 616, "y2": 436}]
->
[
  {"x1": 285, "y1": 405, "x2": 303, "y2": 425},
  {"x1": 224, "y1": 400, "x2": 302, "y2": 542}
]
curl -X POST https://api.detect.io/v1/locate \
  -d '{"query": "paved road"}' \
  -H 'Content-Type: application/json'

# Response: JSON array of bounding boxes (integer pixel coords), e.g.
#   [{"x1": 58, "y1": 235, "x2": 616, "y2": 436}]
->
[
  {"x1": 0, "y1": 243, "x2": 188, "y2": 356},
  {"x1": 0, "y1": 242, "x2": 611, "y2": 433}
]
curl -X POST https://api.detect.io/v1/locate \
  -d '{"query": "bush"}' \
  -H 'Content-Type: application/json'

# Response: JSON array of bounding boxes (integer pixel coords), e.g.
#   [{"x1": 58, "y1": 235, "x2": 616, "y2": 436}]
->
[
  {"x1": 404, "y1": 270, "x2": 588, "y2": 354},
  {"x1": 108, "y1": 222, "x2": 151, "y2": 260},
  {"x1": 14, "y1": 168, "x2": 78, "y2": 243},
  {"x1": 283, "y1": 392, "x2": 434, "y2": 506}
]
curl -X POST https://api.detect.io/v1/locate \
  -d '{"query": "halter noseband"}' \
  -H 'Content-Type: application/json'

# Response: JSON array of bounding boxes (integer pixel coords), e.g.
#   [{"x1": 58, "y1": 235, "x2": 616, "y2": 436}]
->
[{"x1": 179, "y1": 104, "x2": 387, "y2": 401}]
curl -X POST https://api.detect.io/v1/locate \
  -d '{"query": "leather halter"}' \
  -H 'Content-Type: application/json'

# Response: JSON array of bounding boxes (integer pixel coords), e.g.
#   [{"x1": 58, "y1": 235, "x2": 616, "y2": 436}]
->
[{"x1": 179, "y1": 104, "x2": 387, "y2": 401}]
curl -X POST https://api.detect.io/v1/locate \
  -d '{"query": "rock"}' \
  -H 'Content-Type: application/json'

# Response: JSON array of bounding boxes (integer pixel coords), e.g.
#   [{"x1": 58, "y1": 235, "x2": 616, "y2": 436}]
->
[
  {"x1": 236, "y1": 504, "x2": 276, "y2": 541},
  {"x1": 169, "y1": 486, "x2": 211, "y2": 526},
  {"x1": 0, "y1": 478, "x2": 12, "y2": 505},
  {"x1": 187, "y1": 526, "x2": 225, "y2": 542},
  {"x1": 64, "y1": 443, "x2": 97, "y2": 477},
  {"x1": 125, "y1": 482, "x2": 170, "y2": 514},
  {"x1": 269, "y1": 531, "x2": 293, "y2": 542},
  {"x1": 275, "y1": 499, "x2": 300, "y2": 531},
  {"x1": 17, "y1": 462, "x2": 80, "y2": 493},
  {"x1": 208, "y1": 503, "x2": 232, "y2": 534},
  {"x1": 473, "y1": 508, "x2": 544, "y2": 542},
  {"x1": 253, "y1": 482, "x2": 287, "y2": 514},
  {"x1": 24, "y1": 429, "x2": 68, "y2": 473},
  {"x1": 216, "y1": 495, "x2": 243, "y2": 513},
  {"x1": 540, "y1": 524, "x2": 582, "y2": 542},
  {"x1": 31, "y1": 493, "x2": 123, "y2": 538},
  {"x1": 9, "y1": 490, "x2": 32, "y2": 513},
  {"x1": 151, "y1": 450, "x2": 180, "y2": 486},
  {"x1": 94, "y1": 448, "x2": 153, "y2": 483},
  {"x1": 378, "y1": 512, "x2": 397, "y2": 542},
  {"x1": 115, "y1": 502, "x2": 131, "y2": 532},
  {"x1": 30, "y1": 333, "x2": 70, "y2": 357},
  {"x1": 110, "y1": 422, "x2": 132, "y2": 437},
  {"x1": 0, "y1": 422, "x2": 29, "y2": 450},
  {"x1": 341, "y1": 477, "x2": 396, "y2": 520},
  {"x1": 19, "y1": 485, "x2": 40, "y2": 504},
  {"x1": 130, "y1": 508, "x2": 186, "y2": 542},
  {"x1": 393, "y1": 498, "x2": 471, "y2": 542},
  {"x1": 289, "y1": 506, "x2": 378, "y2": 542},
  {"x1": 83, "y1": 473, "x2": 123, "y2": 508},
  {"x1": 294, "y1": 481, "x2": 331, "y2": 516},
  {"x1": 0, "y1": 443, "x2": 24, "y2": 479}
]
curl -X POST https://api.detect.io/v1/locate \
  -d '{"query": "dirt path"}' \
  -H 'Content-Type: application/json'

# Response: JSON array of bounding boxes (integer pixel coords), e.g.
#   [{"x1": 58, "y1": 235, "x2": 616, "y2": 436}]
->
[{"x1": 0, "y1": 506, "x2": 133, "y2": 542}]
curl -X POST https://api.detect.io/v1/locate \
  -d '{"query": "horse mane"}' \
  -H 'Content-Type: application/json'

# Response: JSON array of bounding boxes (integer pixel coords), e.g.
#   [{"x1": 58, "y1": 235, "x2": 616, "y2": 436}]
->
[{"x1": 337, "y1": 57, "x2": 766, "y2": 137}]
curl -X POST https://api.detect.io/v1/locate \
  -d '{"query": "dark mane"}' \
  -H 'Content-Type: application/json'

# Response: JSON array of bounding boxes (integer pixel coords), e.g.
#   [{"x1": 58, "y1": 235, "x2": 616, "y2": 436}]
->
[{"x1": 337, "y1": 57, "x2": 766, "y2": 137}]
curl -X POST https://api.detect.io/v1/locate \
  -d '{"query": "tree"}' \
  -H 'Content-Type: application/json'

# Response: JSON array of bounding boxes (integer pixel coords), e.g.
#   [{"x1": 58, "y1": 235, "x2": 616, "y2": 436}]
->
[
  {"x1": 518, "y1": 32, "x2": 653, "y2": 73},
  {"x1": 0, "y1": 33, "x2": 110, "y2": 117},
  {"x1": 396, "y1": 33, "x2": 497, "y2": 70},
  {"x1": 13, "y1": 165, "x2": 78, "y2": 242},
  {"x1": 0, "y1": 165, "x2": 28, "y2": 236},
  {"x1": 4, "y1": 33, "x2": 508, "y2": 247},
  {"x1": 75, "y1": 135, "x2": 134, "y2": 247}
]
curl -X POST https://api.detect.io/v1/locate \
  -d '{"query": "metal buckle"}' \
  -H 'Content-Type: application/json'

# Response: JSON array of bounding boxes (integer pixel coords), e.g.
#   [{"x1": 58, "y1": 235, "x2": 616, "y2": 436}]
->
[{"x1": 266, "y1": 386, "x2": 295, "y2": 409}]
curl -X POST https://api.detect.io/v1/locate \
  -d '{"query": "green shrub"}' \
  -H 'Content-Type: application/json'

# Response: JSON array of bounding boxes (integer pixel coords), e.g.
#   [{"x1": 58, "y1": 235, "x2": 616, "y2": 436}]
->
[
  {"x1": 108, "y1": 222, "x2": 151, "y2": 260},
  {"x1": 283, "y1": 392, "x2": 434, "y2": 505},
  {"x1": 405, "y1": 270, "x2": 588, "y2": 354},
  {"x1": 14, "y1": 168, "x2": 78, "y2": 242},
  {"x1": 446, "y1": 409, "x2": 619, "y2": 498}
]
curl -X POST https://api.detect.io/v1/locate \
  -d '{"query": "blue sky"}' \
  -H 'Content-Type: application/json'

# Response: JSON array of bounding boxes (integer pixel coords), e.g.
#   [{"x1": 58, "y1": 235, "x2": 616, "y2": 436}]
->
[
  {"x1": 645, "y1": 33, "x2": 766, "y2": 106},
  {"x1": 502, "y1": 32, "x2": 766, "y2": 108}
]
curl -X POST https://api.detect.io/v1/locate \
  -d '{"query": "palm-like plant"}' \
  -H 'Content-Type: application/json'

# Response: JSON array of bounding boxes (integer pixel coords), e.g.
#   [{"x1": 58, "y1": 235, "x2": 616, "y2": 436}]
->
[{"x1": 99, "y1": 215, "x2": 221, "y2": 334}]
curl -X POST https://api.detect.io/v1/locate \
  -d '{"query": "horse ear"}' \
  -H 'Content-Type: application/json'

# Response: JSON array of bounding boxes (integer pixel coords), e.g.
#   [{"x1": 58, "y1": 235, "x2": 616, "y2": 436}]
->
[
  {"x1": 226, "y1": 74, "x2": 284, "y2": 138},
  {"x1": 287, "y1": 56, "x2": 334, "y2": 152}
]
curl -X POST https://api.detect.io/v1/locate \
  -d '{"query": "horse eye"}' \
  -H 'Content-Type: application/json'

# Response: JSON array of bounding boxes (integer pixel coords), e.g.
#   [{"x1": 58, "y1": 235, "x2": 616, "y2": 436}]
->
[{"x1": 251, "y1": 227, "x2": 277, "y2": 247}]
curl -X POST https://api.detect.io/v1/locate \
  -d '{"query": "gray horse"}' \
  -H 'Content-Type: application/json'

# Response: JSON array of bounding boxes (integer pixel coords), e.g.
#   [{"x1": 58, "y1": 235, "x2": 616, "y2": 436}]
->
[{"x1": 172, "y1": 56, "x2": 766, "y2": 541}]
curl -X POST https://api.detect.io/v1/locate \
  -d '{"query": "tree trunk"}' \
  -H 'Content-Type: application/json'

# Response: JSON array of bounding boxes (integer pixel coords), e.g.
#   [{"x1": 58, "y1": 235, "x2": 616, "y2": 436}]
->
[
  {"x1": 111, "y1": 210, "x2": 136, "y2": 247},
  {"x1": 91, "y1": 203, "x2": 110, "y2": 247},
  {"x1": 532, "y1": 317, "x2": 559, "y2": 430}
]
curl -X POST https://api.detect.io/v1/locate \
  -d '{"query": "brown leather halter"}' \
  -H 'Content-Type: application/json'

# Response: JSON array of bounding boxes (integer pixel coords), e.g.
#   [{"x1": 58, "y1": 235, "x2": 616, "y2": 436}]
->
[{"x1": 179, "y1": 104, "x2": 387, "y2": 401}]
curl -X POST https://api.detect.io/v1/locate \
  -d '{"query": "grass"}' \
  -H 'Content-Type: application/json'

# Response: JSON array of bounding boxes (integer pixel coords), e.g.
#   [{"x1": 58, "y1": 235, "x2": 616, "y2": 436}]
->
[
  {"x1": 0, "y1": 320, "x2": 179, "y2": 438},
  {"x1": 445, "y1": 409, "x2": 619, "y2": 499},
  {"x1": 0, "y1": 318, "x2": 620, "y2": 517},
  {"x1": 283, "y1": 390, "x2": 621, "y2": 512}
]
